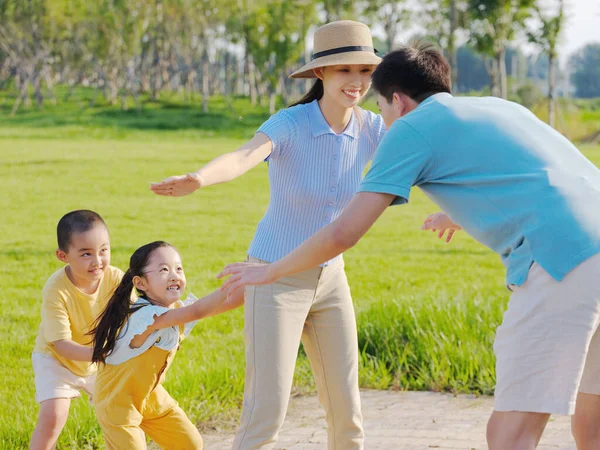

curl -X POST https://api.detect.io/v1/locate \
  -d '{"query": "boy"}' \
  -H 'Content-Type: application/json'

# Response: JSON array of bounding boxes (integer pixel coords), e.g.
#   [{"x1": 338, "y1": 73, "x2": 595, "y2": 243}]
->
[{"x1": 30, "y1": 210, "x2": 123, "y2": 450}]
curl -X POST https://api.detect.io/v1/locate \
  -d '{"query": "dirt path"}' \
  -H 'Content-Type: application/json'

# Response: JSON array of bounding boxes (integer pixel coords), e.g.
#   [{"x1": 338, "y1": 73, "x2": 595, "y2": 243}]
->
[{"x1": 201, "y1": 390, "x2": 575, "y2": 449}]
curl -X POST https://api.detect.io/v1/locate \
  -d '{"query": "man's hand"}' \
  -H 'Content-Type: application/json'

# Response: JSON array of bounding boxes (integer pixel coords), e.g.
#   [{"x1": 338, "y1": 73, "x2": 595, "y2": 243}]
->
[
  {"x1": 150, "y1": 172, "x2": 204, "y2": 197},
  {"x1": 421, "y1": 212, "x2": 461, "y2": 243}
]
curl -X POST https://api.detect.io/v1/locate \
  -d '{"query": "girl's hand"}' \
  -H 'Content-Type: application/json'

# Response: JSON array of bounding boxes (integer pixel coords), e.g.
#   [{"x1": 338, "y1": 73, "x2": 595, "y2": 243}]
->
[
  {"x1": 217, "y1": 263, "x2": 275, "y2": 298},
  {"x1": 421, "y1": 212, "x2": 461, "y2": 243},
  {"x1": 150, "y1": 172, "x2": 204, "y2": 197}
]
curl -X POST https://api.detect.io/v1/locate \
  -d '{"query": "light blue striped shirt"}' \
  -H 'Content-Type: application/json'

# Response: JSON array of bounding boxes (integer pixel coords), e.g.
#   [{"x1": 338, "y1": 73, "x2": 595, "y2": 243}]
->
[{"x1": 248, "y1": 99, "x2": 386, "y2": 265}]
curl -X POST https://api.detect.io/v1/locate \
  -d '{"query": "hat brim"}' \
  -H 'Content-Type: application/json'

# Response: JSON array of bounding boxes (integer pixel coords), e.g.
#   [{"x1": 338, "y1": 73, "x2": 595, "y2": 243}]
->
[{"x1": 289, "y1": 51, "x2": 382, "y2": 79}]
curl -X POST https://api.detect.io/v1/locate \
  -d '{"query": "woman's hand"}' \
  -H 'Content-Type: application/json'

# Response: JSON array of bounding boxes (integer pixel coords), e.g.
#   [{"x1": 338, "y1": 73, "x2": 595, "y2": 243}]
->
[
  {"x1": 421, "y1": 212, "x2": 461, "y2": 243},
  {"x1": 150, "y1": 172, "x2": 204, "y2": 197},
  {"x1": 217, "y1": 262, "x2": 276, "y2": 298}
]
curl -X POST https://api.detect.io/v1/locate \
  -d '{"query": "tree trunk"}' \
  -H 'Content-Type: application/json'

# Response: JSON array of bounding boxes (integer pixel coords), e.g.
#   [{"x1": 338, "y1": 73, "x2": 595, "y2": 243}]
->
[
  {"x1": 548, "y1": 53, "x2": 556, "y2": 128},
  {"x1": 486, "y1": 58, "x2": 499, "y2": 97},
  {"x1": 497, "y1": 48, "x2": 507, "y2": 99},
  {"x1": 201, "y1": 49, "x2": 209, "y2": 113},
  {"x1": 247, "y1": 53, "x2": 258, "y2": 107},
  {"x1": 448, "y1": 0, "x2": 458, "y2": 91}
]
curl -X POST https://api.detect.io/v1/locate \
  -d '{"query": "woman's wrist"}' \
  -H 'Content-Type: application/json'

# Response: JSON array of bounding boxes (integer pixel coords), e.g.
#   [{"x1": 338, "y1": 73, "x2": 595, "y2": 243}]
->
[{"x1": 192, "y1": 171, "x2": 205, "y2": 189}]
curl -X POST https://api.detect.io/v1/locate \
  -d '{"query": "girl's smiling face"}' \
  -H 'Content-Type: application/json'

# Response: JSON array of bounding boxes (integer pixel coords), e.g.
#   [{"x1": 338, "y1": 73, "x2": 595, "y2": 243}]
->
[{"x1": 134, "y1": 246, "x2": 186, "y2": 307}]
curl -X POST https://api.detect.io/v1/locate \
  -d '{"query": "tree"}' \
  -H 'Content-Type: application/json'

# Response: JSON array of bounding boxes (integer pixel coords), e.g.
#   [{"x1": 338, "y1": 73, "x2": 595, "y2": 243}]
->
[
  {"x1": 569, "y1": 43, "x2": 600, "y2": 99},
  {"x1": 420, "y1": 0, "x2": 469, "y2": 91},
  {"x1": 362, "y1": 0, "x2": 411, "y2": 53},
  {"x1": 527, "y1": 0, "x2": 565, "y2": 127},
  {"x1": 468, "y1": 0, "x2": 534, "y2": 98}
]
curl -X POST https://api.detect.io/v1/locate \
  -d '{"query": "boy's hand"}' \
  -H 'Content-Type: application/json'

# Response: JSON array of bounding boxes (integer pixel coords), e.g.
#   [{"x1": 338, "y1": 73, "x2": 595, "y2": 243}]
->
[
  {"x1": 150, "y1": 172, "x2": 204, "y2": 197},
  {"x1": 421, "y1": 212, "x2": 461, "y2": 243}
]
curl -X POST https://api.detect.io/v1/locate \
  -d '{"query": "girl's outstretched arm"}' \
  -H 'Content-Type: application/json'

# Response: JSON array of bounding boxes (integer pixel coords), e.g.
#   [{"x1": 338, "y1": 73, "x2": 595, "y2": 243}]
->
[
  {"x1": 150, "y1": 133, "x2": 272, "y2": 197},
  {"x1": 128, "y1": 289, "x2": 243, "y2": 349}
]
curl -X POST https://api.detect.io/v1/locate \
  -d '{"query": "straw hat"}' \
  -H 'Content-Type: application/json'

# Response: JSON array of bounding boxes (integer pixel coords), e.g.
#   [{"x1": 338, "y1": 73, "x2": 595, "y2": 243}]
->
[{"x1": 289, "y1": 20, "x2": 381, "y2": 79}]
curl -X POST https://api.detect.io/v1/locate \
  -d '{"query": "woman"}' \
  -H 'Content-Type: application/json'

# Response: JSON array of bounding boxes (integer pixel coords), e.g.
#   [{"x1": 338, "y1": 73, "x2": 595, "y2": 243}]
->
[{"x1": 151, "y1": 20, "x2": 385, "y2": 450}]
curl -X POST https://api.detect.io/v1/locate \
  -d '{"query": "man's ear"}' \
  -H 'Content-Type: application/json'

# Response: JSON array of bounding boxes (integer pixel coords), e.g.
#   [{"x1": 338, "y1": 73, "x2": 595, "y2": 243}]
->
[
  {"x1": 392, "y1": 92, "x2": 404, "y2": 115},
  {"x1": 56, "y1": 249, "x2": 69, "y2": 264},
  {"x1": 133, "y1": 275, "x2": 146, "y2": 292},
  {"x1": 396, "y1": 92, "x2": 418, "y2": 116}
]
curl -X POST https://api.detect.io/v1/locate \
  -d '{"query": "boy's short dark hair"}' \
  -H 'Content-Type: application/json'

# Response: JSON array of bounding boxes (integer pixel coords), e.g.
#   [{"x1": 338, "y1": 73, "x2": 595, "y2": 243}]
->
[
  {"x1": 57, "y1": 210, "x2": 107, "y2": 251},
  {"x1": 372, "y1": 42, "x2": 452, "y2": 103}
]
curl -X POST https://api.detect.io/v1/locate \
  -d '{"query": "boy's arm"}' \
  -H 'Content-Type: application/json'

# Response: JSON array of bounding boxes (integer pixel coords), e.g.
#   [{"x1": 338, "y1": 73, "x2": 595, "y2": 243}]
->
[{"x1": 53, "y1": 340, "x2": 93, "y2": 361}]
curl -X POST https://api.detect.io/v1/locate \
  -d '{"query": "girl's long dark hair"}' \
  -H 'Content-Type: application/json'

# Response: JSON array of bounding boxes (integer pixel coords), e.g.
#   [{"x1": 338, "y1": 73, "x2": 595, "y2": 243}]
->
[
  {"x1": 91, "y1": 241, "x2": 172, "y2": 364},
  {"x1": 289, "y1": 79, "x2": 324, "y2": 107}
]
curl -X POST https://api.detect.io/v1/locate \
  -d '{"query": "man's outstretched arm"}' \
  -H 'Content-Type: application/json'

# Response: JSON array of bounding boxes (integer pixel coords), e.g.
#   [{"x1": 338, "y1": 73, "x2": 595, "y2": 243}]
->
[{"x1": 218, "y1": 192, "x2": 395, "y2": 293}]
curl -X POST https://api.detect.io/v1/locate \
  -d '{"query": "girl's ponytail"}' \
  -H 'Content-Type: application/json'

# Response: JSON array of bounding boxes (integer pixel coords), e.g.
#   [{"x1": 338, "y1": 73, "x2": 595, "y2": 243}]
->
[{"x1": 91, "y1": 269, "x2": 142, "y2": 364}]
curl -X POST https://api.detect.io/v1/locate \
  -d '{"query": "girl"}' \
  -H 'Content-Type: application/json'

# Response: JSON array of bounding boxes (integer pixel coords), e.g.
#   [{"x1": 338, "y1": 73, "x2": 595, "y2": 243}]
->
[
  {"x1": 150, "y1": 21, "x2": 384, "y2": 450},
  {"x1": 91, "y1": 241, "x2": 240, "y2": 449}
]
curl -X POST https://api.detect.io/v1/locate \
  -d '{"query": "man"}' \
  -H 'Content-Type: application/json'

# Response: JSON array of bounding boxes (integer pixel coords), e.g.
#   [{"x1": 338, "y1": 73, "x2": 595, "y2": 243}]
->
[{"x1": 220, "y1": 43, "x2": 600, "y2": 449}]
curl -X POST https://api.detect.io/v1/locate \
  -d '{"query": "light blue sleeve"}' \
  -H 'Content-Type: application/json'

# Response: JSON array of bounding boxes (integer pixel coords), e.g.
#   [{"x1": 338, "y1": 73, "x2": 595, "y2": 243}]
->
[
  {"x1": 358, "y1": 119, "x2": 433, "y2": 205},
  {"x1": 105, "y1": 304, "x2": 172, "y2": 365},
  {"x1": 257, "y1": 109, "x2": 298, "y2": 160}
]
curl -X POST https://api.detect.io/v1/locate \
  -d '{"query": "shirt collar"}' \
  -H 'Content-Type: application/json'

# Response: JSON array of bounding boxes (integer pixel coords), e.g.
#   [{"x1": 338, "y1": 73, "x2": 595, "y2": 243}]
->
[
  {"x1": 308, "y1": 99, "x2": 358, "y2": 139},
  {"x1": 417, "y1": 92, "x2": 453, "y2": 109}
]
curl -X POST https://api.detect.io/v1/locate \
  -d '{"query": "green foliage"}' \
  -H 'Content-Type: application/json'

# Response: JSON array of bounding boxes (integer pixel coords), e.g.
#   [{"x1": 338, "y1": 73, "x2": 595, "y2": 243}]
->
[
  {"x1": 513, "y1": 81, "x2": 543, "y2": 109},
  {"x1": 570, "y1": 43, "x2": 600, "y2": 99}
]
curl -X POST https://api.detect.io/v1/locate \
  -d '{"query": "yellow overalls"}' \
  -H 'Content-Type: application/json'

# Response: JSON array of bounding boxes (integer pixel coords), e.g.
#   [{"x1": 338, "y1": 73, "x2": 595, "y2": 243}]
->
[{"x1": 94, "y1": 324, "x2": 203, "y2": 449}]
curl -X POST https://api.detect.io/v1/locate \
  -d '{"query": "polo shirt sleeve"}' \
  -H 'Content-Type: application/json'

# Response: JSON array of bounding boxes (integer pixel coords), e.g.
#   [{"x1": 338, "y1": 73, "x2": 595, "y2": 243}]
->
[
  {"x1": 42, "y1": 289, "x2": 72, "y2": 343},
  {"x1": 257, "y1": 109, "x2": 298, "y2": 160},
  {"x1": 373, "y1": 114, "x2": 387, "y2": 147},
  {"x1": 358, "y1": 120, "x2": 433, "y2": 205}
]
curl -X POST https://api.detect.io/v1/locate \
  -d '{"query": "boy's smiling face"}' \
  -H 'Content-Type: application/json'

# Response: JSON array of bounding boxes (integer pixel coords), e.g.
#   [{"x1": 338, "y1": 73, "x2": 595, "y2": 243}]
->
[{"x1": 56, "y1": 224, "x2": 111, "y2": 292}]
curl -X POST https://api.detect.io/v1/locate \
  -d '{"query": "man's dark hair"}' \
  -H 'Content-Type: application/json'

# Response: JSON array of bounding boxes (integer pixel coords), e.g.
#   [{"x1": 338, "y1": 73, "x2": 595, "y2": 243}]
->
[
  {"x1": 57, "y1": 210, "x2": 107, "y2": 251},
  {"x1": 372, "y1": 42, "x2": 452, "y2": 103}
]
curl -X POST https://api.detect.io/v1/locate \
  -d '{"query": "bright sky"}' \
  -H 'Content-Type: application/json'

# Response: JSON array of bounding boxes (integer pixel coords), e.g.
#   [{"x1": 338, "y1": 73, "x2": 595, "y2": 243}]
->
[
  {"x1": 371, "y1": 0, "x2": 599, "y2": 62},
  {"x1": 560, "y1": 0, "x2": 599, "y2": 57}
]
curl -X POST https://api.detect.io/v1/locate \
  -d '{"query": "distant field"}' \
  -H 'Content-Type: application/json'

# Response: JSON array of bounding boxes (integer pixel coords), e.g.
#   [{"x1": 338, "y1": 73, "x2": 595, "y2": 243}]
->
[{"x1": 1, "y1": 94, "x2": 598, "y2": 448}]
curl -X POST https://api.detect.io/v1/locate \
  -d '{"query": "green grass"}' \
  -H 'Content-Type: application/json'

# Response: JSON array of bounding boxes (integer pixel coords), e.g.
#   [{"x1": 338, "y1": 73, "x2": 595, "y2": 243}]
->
[{"x1": 1, "y1": 95, "x2": 599, "y2": 448}]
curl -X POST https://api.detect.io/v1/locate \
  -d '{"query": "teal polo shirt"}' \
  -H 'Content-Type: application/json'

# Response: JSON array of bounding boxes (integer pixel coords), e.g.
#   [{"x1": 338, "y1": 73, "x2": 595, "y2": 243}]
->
[{"x1": 359, "y1": 93, "x2": 600, "y2": 285}]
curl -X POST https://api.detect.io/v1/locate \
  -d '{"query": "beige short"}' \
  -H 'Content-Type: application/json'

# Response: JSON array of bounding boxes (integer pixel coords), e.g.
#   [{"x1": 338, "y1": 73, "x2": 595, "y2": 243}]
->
[
  {"x1": 32, "y1": 352, "x2": 95, "y2": 404},
  {"x1": 494, "y1": 252, "x2": 600, "y2": 415}
]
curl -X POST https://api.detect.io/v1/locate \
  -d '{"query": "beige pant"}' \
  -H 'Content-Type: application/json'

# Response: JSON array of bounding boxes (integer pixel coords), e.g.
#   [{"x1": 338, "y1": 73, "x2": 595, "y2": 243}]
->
[
  {"x1": 233, "y1": 257, "x2": 363, "y2": 450},
  {"x1": 494, "y1": 252, "x2": 600, "y2": 414}
]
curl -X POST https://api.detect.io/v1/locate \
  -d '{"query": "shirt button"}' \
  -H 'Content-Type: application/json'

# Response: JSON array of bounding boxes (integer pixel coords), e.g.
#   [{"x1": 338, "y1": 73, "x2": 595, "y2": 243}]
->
[
  {"x1": 337, "y1": 137, "x2": 342, "y2": 142},
  {"x1": 334, "y1": 155, "x2": 338, "y2": 160},
  {"x1": 324, "y1": 217, "x2": 329, "y2": 221},
  {"x1": 328, "y1": 202, "x2": 334, "y2": 206},
  {"x1": 330, "y1": 187, "x2": 336, "y2": 192},
  {"x1": 331, "y1": 172, "x2": 337, "y2": 177}
]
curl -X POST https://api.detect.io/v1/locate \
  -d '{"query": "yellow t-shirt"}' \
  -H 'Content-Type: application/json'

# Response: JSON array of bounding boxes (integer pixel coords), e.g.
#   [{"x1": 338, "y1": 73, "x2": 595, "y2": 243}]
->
[{"x1": 33, "y1": 265, "x2": 123, "y2": 377}]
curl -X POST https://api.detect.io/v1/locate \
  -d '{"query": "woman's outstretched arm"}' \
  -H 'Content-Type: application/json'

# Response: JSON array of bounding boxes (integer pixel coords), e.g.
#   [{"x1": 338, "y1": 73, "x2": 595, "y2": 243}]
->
[{"x1": 150, "y1": 132, "x2": 272, "y2": 197}]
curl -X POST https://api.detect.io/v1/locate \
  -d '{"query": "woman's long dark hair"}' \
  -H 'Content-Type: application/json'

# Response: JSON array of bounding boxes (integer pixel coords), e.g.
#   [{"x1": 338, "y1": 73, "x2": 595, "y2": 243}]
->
[
  {"x1": 288, "y1": 74, "x2": 365, "y2": 134},
  {"x1": 91, "y1": 241, "x2": 172, "y2": 364},
  {"x1": 289, "y1": 79, "x2": 324, "y2": 107}
]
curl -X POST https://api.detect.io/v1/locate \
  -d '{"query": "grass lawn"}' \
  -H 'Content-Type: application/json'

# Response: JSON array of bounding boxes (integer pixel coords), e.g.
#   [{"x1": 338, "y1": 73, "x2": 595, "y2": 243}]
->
[{"x1": 1, "y1": 94, "x2": 599, "y2": 448}]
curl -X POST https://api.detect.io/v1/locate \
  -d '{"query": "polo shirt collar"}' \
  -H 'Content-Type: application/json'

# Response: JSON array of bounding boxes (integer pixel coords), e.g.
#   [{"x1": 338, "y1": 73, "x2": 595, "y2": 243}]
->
[
  {"x1": 308, "y1": 99, "x2": 358, "y2": 139},
  {"x1": 418, "y1": 92, "x2": 453, "y2": 109}
]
